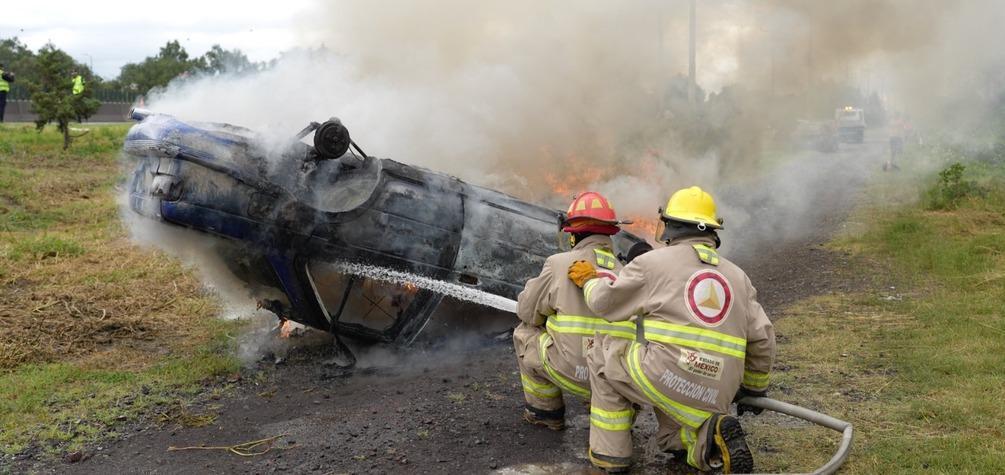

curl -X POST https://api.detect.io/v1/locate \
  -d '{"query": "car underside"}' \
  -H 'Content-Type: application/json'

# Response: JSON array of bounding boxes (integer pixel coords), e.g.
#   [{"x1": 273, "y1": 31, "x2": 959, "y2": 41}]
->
[{"x1": 124, "y1": 109, "x2": 645, "y2": 365}]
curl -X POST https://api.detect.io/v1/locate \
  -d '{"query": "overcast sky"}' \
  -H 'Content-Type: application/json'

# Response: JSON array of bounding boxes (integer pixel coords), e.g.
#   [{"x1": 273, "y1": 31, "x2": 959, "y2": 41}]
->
[{"x1": 1, "y1": 0, "x2": 316, "y2": 79}]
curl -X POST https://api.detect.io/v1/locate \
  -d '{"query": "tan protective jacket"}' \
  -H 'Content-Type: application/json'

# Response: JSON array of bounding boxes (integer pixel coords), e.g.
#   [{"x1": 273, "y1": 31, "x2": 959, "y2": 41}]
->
[
  {"x1": 517, "y1": 234, "x2": 633, "y2": 398},
  {"x1": 583, "y1": 236, "x2": 774, "y2": 416}
]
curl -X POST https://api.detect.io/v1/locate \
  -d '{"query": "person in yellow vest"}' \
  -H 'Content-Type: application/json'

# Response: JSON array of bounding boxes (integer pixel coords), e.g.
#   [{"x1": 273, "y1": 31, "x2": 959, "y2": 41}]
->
[
  {"x1": 568, "y1": 186, "x2": 775, "y2": 473},
  {"x1": 513, "y1": 191, "x2": 635, "y2": 430},
  {"x1": 0, "y1": 63, "x2": 12, "y2": 123},
  {"x1": 72, "y1": 71, "x2": 85, "y2": 95}
]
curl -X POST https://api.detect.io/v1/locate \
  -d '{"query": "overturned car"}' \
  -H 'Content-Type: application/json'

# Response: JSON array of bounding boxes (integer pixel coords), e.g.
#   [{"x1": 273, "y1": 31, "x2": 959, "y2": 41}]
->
[{"x1": 124, "y1": 110, "x2": 645, "y2": 363}]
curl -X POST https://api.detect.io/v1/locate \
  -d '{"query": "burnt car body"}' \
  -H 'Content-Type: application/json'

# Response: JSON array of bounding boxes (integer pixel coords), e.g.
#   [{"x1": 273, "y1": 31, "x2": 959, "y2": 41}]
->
[{"x1": 124, "y1": 110, "x2": 644, "y2": 359}]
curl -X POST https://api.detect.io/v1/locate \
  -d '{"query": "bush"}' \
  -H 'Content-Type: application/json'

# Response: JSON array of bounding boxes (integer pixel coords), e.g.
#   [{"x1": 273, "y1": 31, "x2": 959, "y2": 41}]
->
[{"x1": 925, "y1": 162, "x2": 983, "y2": 210}]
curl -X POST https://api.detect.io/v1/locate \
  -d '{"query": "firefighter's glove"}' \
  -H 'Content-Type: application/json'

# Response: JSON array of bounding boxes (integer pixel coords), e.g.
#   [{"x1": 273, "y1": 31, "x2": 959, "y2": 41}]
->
[
  {"x1": 568, "y1": 260, "x2": 598, "y2": 288},
  {"x1": 733, "y1": 387, "x2": 767, "y2": 416}
]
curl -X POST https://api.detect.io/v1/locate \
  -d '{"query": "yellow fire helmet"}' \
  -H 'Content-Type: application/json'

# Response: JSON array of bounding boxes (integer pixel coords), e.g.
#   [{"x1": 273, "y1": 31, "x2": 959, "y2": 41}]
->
[{"x1": 660, "y1": 186, "x2": 723, "y2": 230}]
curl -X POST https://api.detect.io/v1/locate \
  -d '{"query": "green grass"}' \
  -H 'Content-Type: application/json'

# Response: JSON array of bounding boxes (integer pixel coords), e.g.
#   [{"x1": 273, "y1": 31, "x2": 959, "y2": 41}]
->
[
  {"x1": 746, "y1": 146, "x2": 1005, "y2": 473},
  {"x1": 0, "y1": 123, "x2": 246, "y2": 456},
  {"x1": 0, "y1": 322, "x2": 241, "y2": 454},
  {"x1": 6, "y1": 235, "x2": 85, "y2": 260}
]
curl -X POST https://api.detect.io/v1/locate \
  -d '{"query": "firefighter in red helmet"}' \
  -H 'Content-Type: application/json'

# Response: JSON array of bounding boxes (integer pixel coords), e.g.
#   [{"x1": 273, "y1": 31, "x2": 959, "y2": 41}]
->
[{"x1": 512, "y1": 191, "x2": 635, "y2": 430}]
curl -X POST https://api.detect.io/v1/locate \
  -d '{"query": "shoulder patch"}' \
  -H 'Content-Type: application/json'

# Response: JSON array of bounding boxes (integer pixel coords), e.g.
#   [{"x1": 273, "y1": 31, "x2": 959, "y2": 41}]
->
[
  {"x1": 684, "y1": 269, "x2": 733, "y2": 327},
  {"x1": 594, "y1": 248, "x2": 617, "y2": 270},
  {"x1": 691, "y1": 244, "x2": 719, "y2": 266}
]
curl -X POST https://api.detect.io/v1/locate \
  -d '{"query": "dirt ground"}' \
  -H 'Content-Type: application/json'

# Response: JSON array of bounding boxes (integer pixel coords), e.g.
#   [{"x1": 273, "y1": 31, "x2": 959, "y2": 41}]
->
[{"x1": 12, "y1": 137, "x2": 887, "y2": 474}]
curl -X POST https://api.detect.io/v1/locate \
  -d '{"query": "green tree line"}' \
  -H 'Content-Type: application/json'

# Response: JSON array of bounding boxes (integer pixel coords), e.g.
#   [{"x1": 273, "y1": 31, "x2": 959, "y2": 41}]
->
[
  {"x1": 1, "y1": 37, "x2": 262, "y2": 102},
  {"x1": 1, "y1": 37, "x2": 263, "y2": 149}
]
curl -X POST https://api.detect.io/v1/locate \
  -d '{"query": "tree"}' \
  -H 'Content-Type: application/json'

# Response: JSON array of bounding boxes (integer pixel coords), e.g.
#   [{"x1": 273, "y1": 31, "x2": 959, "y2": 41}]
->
[
  {"x1": 196, "y1": 44, "x2": 256, "y2": 75},
  {"x1": 118, "y1": 40, "x2": 197, "y2": 95},
  {"x1": 30, "y1": 45, "x2": 100, "y2": 150},
  {"x1": 0, "y1": 37, "x2": 39, "y2": 98}
]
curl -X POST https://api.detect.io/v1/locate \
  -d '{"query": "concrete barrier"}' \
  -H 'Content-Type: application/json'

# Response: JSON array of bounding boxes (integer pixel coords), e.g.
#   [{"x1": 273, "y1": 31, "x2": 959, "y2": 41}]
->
[{"x1": 2, "y1": 100, "x2": 133, "y2": 123}]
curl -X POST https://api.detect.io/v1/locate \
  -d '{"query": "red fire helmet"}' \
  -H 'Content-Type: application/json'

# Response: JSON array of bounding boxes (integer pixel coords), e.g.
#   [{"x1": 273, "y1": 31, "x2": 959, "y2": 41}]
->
[{"x1": 562, "y1": 191, "x2": 630, "y2": 234}]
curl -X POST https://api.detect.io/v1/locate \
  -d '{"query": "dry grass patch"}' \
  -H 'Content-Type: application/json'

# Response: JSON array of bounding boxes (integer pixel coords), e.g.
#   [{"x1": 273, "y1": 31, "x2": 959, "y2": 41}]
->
[
  {"x1": 744, "y1": 293, "x2": 912, "y2": 473},
  {"x1": 0, "y1": 237, "x2": 222, "y2": 369},
  {"x1": 0, "y1": 124, "x2": 243, "y2": 455}
]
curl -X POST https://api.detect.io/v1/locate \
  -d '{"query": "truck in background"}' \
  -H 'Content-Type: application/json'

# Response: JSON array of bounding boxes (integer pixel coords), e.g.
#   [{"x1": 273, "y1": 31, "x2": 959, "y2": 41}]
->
[{"x1": 835, "y1": 106, "x2": 866, "y2": 144}]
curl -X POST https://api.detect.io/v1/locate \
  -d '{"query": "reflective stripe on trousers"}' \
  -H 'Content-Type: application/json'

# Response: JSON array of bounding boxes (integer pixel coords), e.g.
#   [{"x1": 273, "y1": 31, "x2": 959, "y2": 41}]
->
[
  {"x1": 590, "y1": 406, "x2": 634, "y2": 432},
  {"x1": 538, "y1": 333, "x2": 591, "y2": 399},
  {"x1": 743, "y1": 369, "x2": 770, "y2": 391},
  {"x1": 680, "y1": 426, "x2": 700, "y2": 467},
  {"x1": 625, "y1": 342, "x2": 711, "y2": 429},
  {"x1": 643, "y1": 320, "x2": 746, "y2": 359},
  {"x1": 521, "y1": 373, "x2": 560, "y2": 400}
]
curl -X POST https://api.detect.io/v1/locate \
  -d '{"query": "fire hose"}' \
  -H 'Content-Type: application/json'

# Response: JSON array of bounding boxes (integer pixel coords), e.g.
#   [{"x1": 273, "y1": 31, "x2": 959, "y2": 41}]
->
[{"x1": 736, "y1": 397, "x2": 854, "y2": 475}]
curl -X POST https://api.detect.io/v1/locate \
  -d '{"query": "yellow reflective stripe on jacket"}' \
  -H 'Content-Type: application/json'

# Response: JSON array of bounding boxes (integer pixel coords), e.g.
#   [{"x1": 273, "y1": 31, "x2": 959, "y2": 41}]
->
[
  {"x1": 643, "y1": 320, "x2": 746, "y2": 359},
  {"x1": 546, "y1": 314, "x2": 636, "y2": 340},
  {"x1": 590, "y1": 406, "x2": 634, "y2": 432},
  {"x1": 594, "y1": 248, "x2": 617, "y2": 270},
  {"x1": 742, "y1": 370, "x2": 770, "y2": 391},
  {"x1": 692, "y1": 244, "x2": 719, "y2": 266},
  {"x1": 521, "y1": 373, "x2": 560, "y2": 399},
  {"x1": 583, "y1": 278, "x2": 601, "y2": 304},
  {"x1": 538, "y1": 333, "x2": 591, "y2": 399},
  {"x1": 626, "y1": 342, "x2": 711, "y2": 429}
]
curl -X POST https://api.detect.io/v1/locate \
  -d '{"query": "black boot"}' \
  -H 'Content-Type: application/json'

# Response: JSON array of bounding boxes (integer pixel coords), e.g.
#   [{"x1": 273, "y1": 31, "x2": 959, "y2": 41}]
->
[
  {"x1": 705, "y1": 414, "x2": 753, "y2": 474},
  {"x1": 523, "y1": 405, "x2": 565, "y2": 431},
  {"x1": 587, "y1": 448, "x2": 631, "y2": 473}
]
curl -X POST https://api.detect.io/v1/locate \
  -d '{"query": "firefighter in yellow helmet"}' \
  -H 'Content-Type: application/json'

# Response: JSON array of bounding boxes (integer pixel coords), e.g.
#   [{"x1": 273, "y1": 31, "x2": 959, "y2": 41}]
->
[
  {"x1": 513, "y1": 191, "x2": 637, "y2": 430},
  {"x1": 567, "y1": 186, "x2": 775, "y2": 473}
]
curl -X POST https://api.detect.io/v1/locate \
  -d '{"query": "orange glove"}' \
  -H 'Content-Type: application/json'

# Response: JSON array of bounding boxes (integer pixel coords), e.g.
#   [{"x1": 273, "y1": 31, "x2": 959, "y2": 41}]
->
[{"x1": 568, "y1": 260, "x2": 598, "y2": 288}]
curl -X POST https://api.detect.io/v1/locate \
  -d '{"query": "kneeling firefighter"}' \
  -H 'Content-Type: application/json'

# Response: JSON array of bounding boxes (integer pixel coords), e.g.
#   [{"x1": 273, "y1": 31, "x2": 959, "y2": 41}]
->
[
  {"x1": 513, "y1": 191, "x2": 636, "y2": 430},
  {"x1": 568, "y1": 186, "x2": 776, "y2": 473}
]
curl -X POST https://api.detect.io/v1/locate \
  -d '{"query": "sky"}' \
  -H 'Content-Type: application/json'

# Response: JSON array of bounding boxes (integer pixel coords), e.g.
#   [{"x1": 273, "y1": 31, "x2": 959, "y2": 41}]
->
[{"x1": 1, "y1": 0, "x2": 316, "y2": 79}]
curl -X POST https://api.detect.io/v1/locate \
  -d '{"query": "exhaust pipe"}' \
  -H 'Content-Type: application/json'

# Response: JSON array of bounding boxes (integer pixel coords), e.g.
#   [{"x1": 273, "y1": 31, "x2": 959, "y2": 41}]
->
[{"x1": 130, "y1": 107, "x2": 153, "y2": 121}]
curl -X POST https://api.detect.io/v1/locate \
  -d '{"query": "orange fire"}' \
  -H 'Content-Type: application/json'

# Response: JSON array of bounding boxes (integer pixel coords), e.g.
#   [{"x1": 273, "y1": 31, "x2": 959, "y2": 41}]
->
[
  {"x1": 538, "y1": 149, "x2": 667, "y2": 245},
  {"x1": 624, "y1": 216, "x2": 661, "y2": 244},
  {"x1": 541, "y1": 154, "x2": 608, "y2": 200},
  {"x1": 279, "y1": 320, "x2": 306, "y2": 338},
  {"x1": 279, "y1": 320, "x2": 294, "y2": 338}
]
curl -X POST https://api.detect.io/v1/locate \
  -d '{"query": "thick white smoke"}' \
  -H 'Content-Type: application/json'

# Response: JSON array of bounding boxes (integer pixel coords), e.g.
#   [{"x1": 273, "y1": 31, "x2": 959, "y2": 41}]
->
[{"x1": 141, "y1": 0, "x2": 1005, "y2": 259}]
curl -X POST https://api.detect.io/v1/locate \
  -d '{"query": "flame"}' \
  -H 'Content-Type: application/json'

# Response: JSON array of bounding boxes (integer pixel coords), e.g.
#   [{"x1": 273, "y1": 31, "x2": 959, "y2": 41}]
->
[
  {"x1": 538, "y1": 149, "x2": 667, "y2": 246},
  {"x1": 279, "y1": 320, "x2": 306, "y2": 338},
  {"x1": 279, "y1": 320, "x2": 295, "y2": 338},
  {"x1": 623, "y1": 216, "x2": 661, "y2": 244},
  {"x1": 541, "y1": 154, "x2": 608, "y2": 200}
]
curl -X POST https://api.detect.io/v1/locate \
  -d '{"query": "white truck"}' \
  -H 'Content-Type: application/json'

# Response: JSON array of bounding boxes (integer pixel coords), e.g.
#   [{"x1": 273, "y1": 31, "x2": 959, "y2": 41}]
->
[{"x1": 834, "y1": 106, "x2": 866, "y2": 143}]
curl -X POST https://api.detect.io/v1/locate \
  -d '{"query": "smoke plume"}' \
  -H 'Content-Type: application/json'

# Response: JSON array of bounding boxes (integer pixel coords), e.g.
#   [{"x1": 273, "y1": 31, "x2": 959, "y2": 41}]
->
[{"x1": 142, "y1": 0, "x2": 1005, "y2": 258}]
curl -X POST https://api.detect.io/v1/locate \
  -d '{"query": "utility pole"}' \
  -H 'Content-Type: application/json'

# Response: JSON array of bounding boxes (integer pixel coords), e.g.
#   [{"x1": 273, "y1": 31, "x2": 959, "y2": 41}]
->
[{"x1": 688, "y1": 0, "x2": 697, "y2": 106}]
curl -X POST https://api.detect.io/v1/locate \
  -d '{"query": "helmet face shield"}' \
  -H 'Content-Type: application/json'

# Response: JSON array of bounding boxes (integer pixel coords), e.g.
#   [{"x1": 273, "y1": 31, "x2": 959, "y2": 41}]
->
[{"x1": 655, "y1": 217, "x2": 668, "y2": 243}]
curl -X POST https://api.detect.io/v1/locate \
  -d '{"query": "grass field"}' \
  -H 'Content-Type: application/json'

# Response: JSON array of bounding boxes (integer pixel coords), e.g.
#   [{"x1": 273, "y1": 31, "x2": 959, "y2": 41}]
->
[
  {"x1": 3, "y1": 123, "x2": 1004, "y2": 471},
  {"x1": 0, "y1": 124, "x2": 242, "y2": 455},
  {"x1": 746, "y1": 145, "x2": 1005, "y2": 473}
]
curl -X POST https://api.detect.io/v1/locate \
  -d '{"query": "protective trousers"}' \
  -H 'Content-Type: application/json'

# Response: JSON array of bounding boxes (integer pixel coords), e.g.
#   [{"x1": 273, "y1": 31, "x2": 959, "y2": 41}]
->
[
  {"x1": 587, "y1": 336, "x2": 716, "y2": 471},
  {"x1": 513, "y1": 323, "x2": 565, "y2": 415}
]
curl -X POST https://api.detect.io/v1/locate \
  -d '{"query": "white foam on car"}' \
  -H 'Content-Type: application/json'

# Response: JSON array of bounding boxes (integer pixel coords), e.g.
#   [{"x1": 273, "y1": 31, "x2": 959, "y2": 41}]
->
[{"x1": 333, "y1": 262, "x2": 518, "y2": 314}]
